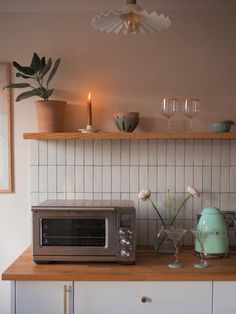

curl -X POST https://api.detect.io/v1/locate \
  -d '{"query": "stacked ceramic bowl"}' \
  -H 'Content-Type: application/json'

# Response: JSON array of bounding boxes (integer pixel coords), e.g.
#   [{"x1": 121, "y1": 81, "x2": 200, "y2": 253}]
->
[
  {"x1": 113, "y1": 112, "x2": 139, "y2": 132},
  {"x1": 210, "y1": 120, "x2": 233, "y2": 132}
]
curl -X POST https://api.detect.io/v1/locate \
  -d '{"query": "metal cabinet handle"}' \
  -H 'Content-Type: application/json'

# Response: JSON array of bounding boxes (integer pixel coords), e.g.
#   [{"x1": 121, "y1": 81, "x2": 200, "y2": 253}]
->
[
  {"x1": 64, "y1": 285, "x2": 70, "y2": 314},
  {"x1": 141, "y1": 296, "x2": 152, "y2": 303}
]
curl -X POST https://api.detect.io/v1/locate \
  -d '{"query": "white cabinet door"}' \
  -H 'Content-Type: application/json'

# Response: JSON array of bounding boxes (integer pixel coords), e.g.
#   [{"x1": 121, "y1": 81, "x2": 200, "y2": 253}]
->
[
  {"x1": 213, "y1": 281, "x2": 236, "y2": 314},
  {"x1": 74, "y1": 281, "x2": 212, "y2": 314},
  {"x1": 16, "y1": 281, "x2": 73, "y2": 314}
]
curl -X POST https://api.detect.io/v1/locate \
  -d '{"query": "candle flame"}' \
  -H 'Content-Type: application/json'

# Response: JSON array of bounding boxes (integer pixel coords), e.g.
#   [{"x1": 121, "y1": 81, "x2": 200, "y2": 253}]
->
[{"x1": 88, "y1": 93, "x2": 91, "y2": 100}]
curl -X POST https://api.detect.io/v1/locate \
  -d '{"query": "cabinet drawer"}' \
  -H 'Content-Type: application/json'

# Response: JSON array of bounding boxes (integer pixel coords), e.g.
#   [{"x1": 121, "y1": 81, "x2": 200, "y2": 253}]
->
[
  {"x1": 75, "y1": 281, "x2": 212, "y2": 314},
  {"x1": 15, "y1": 281, "x2": 73, "y2": 314},
  {"x1": 213, "y1": 281, "x2": 236, "y2": 314}
]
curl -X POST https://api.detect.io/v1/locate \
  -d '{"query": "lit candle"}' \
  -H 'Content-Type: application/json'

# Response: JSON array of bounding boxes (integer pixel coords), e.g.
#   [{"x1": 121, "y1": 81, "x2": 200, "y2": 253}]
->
[{"x1": 86, "y1": 93, "x2": 92, "y2": 127}]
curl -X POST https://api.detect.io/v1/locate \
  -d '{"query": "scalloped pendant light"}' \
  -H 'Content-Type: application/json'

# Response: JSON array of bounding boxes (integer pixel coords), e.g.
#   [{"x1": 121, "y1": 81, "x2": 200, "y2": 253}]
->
[{"x1": 92, "y1": 0, "x2": 171, "y2": 35}]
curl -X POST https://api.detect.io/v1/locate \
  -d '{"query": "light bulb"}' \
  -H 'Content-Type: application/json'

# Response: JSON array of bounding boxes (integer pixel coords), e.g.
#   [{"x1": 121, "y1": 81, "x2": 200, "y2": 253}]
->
[{"x1": 121, "y1": 12, "x2": 141, "y2": 32}]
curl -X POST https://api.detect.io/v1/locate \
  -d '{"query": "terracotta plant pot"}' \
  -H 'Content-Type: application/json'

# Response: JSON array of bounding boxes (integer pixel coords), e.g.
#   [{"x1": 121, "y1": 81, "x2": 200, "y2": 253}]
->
[{"x1": 35, "y1": 100, "x2": 66, "y2": 132}]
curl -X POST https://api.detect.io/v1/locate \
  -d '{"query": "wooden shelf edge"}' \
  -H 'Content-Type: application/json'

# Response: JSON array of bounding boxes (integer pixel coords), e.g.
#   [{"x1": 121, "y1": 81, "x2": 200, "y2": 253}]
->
[{"x1": 23, "y1": 132, "x2": 236, "y2": 140}]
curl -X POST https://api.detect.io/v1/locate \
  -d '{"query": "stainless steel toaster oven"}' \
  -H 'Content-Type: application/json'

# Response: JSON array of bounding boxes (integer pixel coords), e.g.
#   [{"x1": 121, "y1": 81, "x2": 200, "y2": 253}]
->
[{"x1": 32, "y1": 200, "x2": 136, "y2": 264}]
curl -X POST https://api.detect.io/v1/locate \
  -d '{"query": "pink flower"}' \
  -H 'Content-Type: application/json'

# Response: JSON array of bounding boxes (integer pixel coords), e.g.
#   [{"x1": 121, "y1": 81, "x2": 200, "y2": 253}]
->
[
  {"x1": 138, "y1": 189, "x2": 151, "y2": 201},
  {"x1": 187, "y1": 186, "x2": 200, "y2": 198}
]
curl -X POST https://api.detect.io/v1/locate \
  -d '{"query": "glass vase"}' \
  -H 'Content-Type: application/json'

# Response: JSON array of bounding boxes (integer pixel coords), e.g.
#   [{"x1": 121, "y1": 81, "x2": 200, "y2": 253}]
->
[{"x1": 154, "y1": 225, "x2": 175, "y2": 254}]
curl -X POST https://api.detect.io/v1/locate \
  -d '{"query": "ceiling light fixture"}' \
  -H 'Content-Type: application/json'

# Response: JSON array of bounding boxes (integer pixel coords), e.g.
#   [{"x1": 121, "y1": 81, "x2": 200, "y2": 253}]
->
[{"x1": 92, "y1": 0, "x2": 171, "y2": 35}]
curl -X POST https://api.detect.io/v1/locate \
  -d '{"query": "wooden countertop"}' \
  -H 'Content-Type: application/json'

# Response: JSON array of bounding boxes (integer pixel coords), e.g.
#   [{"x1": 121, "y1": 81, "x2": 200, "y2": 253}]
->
[{"x1": 2, "y1": 247, "x2": 236, "y2": 281}]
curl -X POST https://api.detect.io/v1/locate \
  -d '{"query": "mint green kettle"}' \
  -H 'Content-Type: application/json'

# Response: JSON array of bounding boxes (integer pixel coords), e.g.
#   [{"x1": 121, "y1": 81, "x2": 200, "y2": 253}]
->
[{"x1": 195, "y1": 207, "x2": 229, "y2": 258}]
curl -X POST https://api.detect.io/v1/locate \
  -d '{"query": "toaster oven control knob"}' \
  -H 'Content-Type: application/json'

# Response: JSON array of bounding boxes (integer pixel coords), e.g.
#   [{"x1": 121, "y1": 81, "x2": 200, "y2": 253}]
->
[
  {"x1": 127, "y1": 229, "x2": 133, "y2": 235},
  {"x1": 121, "y1": 248, "x2": 131, "y2": 257},
  {"x1": 119, "y1": 229, "x2": 126, "y2": 236},
  {"x1": 121, "y1": 238, "x2": 131, "y2": 246}
]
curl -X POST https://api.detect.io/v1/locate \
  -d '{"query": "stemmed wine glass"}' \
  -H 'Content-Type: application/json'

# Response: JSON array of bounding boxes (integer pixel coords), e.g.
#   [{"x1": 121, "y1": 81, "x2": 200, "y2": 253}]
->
[
  {"x1": 191, "y1": 228, "x2": 211, "y2": 268},
  {"x1": 164, "y1": 228, "x2": 187, "y2": 268},
  {"x1": 182, "y1": 98, "x2": 200, "y2": 131},
  {"x1": 161, "y1": 98, "x2": 178, "y2": 132}
]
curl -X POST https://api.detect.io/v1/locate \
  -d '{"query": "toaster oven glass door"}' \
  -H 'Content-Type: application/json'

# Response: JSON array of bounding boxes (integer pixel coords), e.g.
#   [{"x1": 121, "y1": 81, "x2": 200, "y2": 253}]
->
[{"x1": 41, "y1": 218, "x2": 106, "y2": 247}]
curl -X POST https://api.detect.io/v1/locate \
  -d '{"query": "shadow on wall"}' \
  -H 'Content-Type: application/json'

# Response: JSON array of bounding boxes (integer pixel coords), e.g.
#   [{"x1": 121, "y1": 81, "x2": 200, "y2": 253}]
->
[{"x1": 138, "y1": 117, "x2": 186, "y2": 132}]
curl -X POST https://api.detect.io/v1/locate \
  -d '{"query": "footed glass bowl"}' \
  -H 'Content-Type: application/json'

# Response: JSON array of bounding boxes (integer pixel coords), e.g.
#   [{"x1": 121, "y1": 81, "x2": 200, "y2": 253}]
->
[{"x1": 113, "y1": 112, "x2": 139, "y2": 132}]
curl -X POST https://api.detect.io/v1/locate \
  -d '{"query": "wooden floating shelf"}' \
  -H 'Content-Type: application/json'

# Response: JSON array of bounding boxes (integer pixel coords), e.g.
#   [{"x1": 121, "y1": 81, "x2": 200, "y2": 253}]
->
[{"x1": 23, "y1": 132, "x2": 236, "y2": 140}]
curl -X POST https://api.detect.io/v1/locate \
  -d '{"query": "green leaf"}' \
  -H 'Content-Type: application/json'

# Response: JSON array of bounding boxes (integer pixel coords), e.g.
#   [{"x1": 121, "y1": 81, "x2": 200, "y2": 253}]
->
[
  {"x1": 3, "y1": 83, "x2": 31, "y2": 89},
  {"x1": 30, "y1": 53, "x2": 41, "y2": 73},
  {"x1": 15, "y1": 89, "x2": 43, "y2": 102},
  {"x1": 39, "y1": 57, "x2": 46, "y2": 73},
  {"x1": 47, "y1": 58, "x2": 61, "y2": 86},
  {"x1": 38, "y1": 58, "x2": 52, "y2": 80},
  {"x1": 16, "y1": 73, "x2": 33, "y2": 79},
  {"x1": 34, "y1": 87, "x2": 48, "y2": 100},
  {"x1": 13, "y1": 61, "x2": 35, "y2": 76},
  {"x1": 45, "y1": 88, "x2": 54, "y2": 99}
]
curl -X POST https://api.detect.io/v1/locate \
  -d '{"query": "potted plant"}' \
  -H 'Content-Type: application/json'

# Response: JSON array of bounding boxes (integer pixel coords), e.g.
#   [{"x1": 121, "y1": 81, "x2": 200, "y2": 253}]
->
[{"x1": 4, "y1": 52, "x2": 66, "y2": 132}]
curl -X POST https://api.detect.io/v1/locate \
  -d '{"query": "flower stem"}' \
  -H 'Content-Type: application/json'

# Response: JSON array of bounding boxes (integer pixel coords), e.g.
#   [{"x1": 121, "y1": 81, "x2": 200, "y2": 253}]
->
[
  {"x1": 169, "y1": 193, "x2": 192, "y2": 226},
  {"x1": 148, "y1": 198, "x2": 166, "y2": 227}
]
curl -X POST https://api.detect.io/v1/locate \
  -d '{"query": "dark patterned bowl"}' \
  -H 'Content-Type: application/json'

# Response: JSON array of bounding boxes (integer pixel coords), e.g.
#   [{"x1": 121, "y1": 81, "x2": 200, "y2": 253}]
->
[{"x1": 113, "y1": 112, "x2": 139, "y2": 132}]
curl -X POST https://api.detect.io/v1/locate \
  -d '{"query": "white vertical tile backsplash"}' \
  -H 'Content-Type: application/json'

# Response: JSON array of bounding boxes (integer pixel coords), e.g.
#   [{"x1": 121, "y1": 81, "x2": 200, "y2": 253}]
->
[
  {"x1": 30, "y1": 139, "x2": 236, "y2": 246},
  {"x1": 102, "y1": 166, "x2": 111, "y2": 193},
  {"x1": 66, "y1": 140, "x2": 75, "y2": 165},
  {"x1": 203, "y1": 140, "x2": 212, "y2": 165},
  {"x1": 39, "y1": 140, "x2": 48, "y2": 165},
  {"x1": 66, "y1": 165, "x2": 75, "y2": 193},
  {"x1": 47, "y1": 165, "x2": 56, "y2": 193},
  {"x1": 129, "y1": 166, "x2": 138, "y2": 193},
  {"x1": 157, "y1": 139, "x2": 166, "y2": 165},
  {"x1": 148, "y1": 166, "x2": 157, "y2": 192},
  {"x1": 94, "y1": 166, "x2": 102, "y2": 193},
  {"x1": 230, "y1": 167, "x2": 236, "y2": 192},
  {"x1": 193, "y1": 140, "x2": 203, "y2": 166},
  {"x1": 48, "y1": 140, "x2": 57, "y2": 165},
  {"x1": 175, "y1": 140, "x2": 185, "y2": 166},
  {"x1": 221, "y1": 140, "x2": 230, "y2": 165},
  {"x1": 56, "y1": 140, "x2": 66, "y2": 165},
  {"x1": 185, "y1": 140, "x2": 194, "y2": 166},
  {"x1": 112, "y1": 140, "x2": 121, "y2": 165},
  {"x1": 57, "y1": 165, "x2": 66, "y2": 192},
  {"x1": 139, "y1": 140, "x2": 148, "y2": 165},
  {"x1": 30, "y1": 140, "x2": 39, "y2": 165},
  {"x1": 212, "y1": 166, "x2": 221, "y2": 192},
  {"x1": 121, "y1": 140, "x2": 130, "y2": 165},
  {"x1": 130, "y1": 140, "x2": 139, "y2": 165},
  {"x1": 94, "y1": 140, "x2": 103, "y2": 165},
  {"x1": 38, "y1": 166, "x2": 47, "y2": 192},
  {"x1": 84, "y1": 166, "x2": 93, "y2": 192},
  {"x1": 121, "y1": 166, "x2": 130, "y2": 192},
  {"x1": 111, "y1": 166, "x2": 121, "y2": 192},
  {"x1": 30, "y1": 165, "x2": 39, "y2": 192},
  {"x1": 102, "y1": 140, "x2": 112, "y2": 165},
  {"x1": 230, "y1": 140, "x2": 236, "y2": 165},
  {"x1": 75, "y1": 165, "x2": 84, "y2": 192},
  {"x1": 157, "y1": 166, "x2": 166, "y2": 192},
  {"x1": 148, "y1": 140, "x2": 157, "y2": 166},
  {"x1": 221, "y1": 167, "x2": 230, "y2": 193},
  {"x1": 139, "y1": 166, "x2": 148, "y2": 192},
  {"x1": 84, "y1": 140, "x2": 94, "y2": 165},
  {"x1": 176, "y1": 166, "x2": 185, "y2": 192},
  {"x1": 212, "y1": 140, "x2": 221, "y2": 165},
  {"x1": 75, "y1": 140, "x2": 84, "y2": 165}
]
